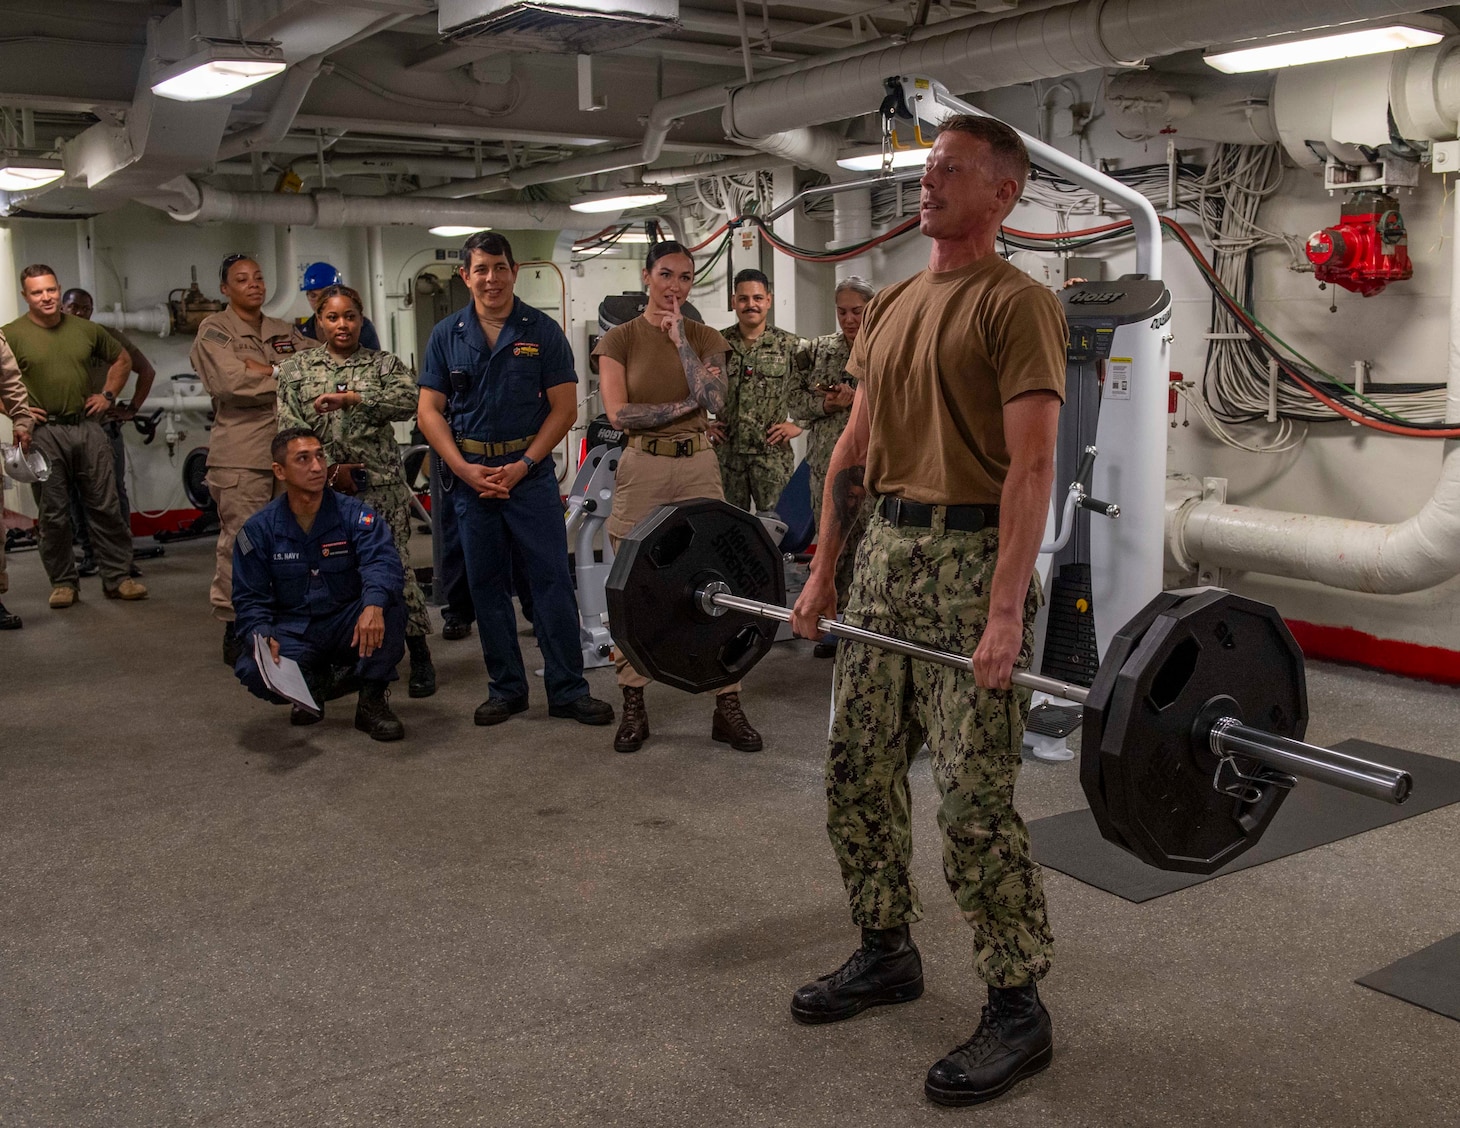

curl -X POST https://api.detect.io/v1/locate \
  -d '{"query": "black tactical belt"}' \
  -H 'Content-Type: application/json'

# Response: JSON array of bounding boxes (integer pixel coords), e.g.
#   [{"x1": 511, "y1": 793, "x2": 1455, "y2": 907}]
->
[
  {"x1": 628, "y1": 434, "x2": 710, "y2": 457},
  {"x1": 457, "y1": 436, "x2": 531, "y2": 456},
  {"x1": 879, "y1": 495, "x2": 1000, "y2": 533},
  {"x1": 41, "y1": 412, "x2": 88, "y2": 426}
]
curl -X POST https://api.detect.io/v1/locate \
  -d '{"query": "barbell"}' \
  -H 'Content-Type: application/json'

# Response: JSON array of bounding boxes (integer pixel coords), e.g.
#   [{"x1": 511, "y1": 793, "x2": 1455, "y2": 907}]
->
[{"x1": 604, "y1": 498, "x2": 1414, "y2": 875}]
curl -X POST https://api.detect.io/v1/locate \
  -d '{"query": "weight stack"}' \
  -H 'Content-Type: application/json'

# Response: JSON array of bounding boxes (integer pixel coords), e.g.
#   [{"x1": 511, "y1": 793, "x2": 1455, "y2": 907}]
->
[{"x1": 1041, "y1": 563, "x2": 1100, "y2": 687}]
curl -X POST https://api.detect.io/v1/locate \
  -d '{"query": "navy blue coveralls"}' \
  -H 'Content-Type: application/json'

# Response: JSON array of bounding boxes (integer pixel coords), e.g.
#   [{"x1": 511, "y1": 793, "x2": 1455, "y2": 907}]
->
[
  {"x1": 419, "y1": 297, "x2": 588, "y2": 708},
  {"x1": 231, "y1": 489, "x2": 407, "y2": 700}
]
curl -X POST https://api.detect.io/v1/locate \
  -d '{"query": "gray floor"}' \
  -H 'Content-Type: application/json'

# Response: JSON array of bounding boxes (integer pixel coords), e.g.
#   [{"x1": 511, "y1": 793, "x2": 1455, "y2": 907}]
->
[{"x1": 2, "y1": 535, "x2": 1459, "y2": 1128}]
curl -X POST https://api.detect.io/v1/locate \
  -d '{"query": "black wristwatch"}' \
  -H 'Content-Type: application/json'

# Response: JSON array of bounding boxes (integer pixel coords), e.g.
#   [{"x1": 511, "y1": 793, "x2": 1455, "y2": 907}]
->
[
  {"x1": 102, "y1": 390, "x2": 116, "y2": 403},
  {"x1": 521, "y1": 454, "x2": 537, "y2": 472}
]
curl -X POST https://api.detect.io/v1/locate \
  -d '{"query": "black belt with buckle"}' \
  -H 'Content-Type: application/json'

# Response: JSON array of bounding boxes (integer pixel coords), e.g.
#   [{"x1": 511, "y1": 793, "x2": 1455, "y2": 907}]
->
[{"x1": 879, "y1": 495, "x2": 1000, "y2": 533}]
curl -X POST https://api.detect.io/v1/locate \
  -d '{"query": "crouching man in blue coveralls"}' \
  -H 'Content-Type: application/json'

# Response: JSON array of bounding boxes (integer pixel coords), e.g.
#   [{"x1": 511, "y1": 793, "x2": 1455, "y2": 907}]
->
[
  {"x1": 232, "y1": 427, "x2": 407, "y2": 741},
  {"x1": 417, "y1": 231, "x2": 613, "y2": 729}
]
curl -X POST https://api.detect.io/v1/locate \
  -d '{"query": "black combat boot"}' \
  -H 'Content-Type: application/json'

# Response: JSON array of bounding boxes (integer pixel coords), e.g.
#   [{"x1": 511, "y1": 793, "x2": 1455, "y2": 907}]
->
[
  {"x1": 711, "y1": 691, "x2": 762, "y2": 752},
  {"x1": 0, "y1": 600, "x2": 21, "y2": 630},
  {"x1": 790, "y1": 925, "x2": 924, "y2": 1024},
  {"x1": 406, "y1": 634, "x2": 437, "y2": 698},
  {"x1": 613, "y1": 686, "x2": 649, "y2": 753},
  {"x1": 923, "y1": 983, "x2": 1053, "y2": 1107},
  {"x1": 441, "y1": 615, "x2": 471, "y2": 641},
  {"x1": 222, "y1": 621, "x2": 243, "y2": 667},
  {"x1": 355, "y1": 680, "x2": 404, "y2": 742}
]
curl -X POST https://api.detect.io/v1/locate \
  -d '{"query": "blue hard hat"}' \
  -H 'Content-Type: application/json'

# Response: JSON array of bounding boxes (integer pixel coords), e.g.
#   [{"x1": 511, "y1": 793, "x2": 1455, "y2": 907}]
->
[{"x1": 300, "y1": 261, "x2": 342, "y2": 292}]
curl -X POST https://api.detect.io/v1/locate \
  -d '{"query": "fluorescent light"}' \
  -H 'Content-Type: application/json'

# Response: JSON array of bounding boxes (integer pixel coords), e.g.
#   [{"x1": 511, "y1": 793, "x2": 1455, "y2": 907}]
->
[
  {"x1": 151, "y1": 44, "x2": 286, "y2": 102},
  {"x1": 0, "y1": 157, "x2": 63, "y2": 192},
  {"x1": 835, "y1": 147, "x2": 931, "y2": 172},
  {"x1": 570, "y1": 189, "x2": 667, "y2": 213},
  {"x1": 429, "y1": 225, "x2": 490, "y2": 237},
  {"x1": 1204, "y1": 21, "x2": 1446, "y2": 74}
]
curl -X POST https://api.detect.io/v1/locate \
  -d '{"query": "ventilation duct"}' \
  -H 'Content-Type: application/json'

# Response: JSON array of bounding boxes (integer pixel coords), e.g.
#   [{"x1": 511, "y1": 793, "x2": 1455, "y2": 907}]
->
[{"x1": 439, "y1": 0, "x2": 678, "y2": 54}]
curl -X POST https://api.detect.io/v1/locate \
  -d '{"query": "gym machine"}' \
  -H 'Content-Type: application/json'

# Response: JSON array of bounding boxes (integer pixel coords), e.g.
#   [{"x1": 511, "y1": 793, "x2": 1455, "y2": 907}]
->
[{"x1": 604, "y1": 499, "x2": 1412, "y2": 876}]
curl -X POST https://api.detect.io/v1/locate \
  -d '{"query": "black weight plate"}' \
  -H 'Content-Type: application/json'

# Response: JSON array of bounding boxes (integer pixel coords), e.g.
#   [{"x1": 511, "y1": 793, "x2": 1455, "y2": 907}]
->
[
  {"x1": 1101, "y1": 590, "x2": 1309, "y2": 873},
  {"x1": 605, "y1": 498, "x2": 786, "y2": 694},
  {"x1": 1078, "y1": 591, "x2": 1183, "y2": 854}
]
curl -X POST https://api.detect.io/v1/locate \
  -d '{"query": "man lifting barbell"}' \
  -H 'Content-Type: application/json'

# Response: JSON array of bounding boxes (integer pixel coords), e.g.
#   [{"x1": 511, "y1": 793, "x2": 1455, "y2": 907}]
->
[
  {"x1": 780, "y1": 114, "x2": 1068, "y2": 1108},
  {"x1": 604, "y1": 117, "x2": 1415, "y2": 1110}
]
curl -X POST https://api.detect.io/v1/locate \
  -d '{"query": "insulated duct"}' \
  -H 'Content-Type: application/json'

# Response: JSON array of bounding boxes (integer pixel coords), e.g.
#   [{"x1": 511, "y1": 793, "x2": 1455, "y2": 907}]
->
[
  {"x1": 1166, "y1": 184, "x2": 1460, "y2": 595},
  {"x1": 723, "y1": 122, "x2": 843, "y2": 175},
  {"x1": 150, "y1": 179, "x2": 587, "y2": 229},
  {"x1": 722, "y1": 0, "x2": 1444, "y2": 141}
]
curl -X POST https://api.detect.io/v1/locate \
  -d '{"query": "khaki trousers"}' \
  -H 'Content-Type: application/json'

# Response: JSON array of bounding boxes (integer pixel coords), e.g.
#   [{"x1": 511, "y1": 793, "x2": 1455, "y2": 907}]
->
[
  {"x1": 607, "y1": 444, "x2": 741, "y2": 694},
  {"x1": 208, "y1": 466, "x2": 278, "y2": 621}
]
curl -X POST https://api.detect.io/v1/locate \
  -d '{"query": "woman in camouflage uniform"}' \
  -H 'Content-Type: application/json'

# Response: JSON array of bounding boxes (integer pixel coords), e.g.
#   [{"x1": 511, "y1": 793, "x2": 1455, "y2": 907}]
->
[
  {"x1": 276, "y1": 285, "x2": 437, "y2": 698},
  {"x1": 787, "y1": 276, "x2": 876, "y2": 656}
]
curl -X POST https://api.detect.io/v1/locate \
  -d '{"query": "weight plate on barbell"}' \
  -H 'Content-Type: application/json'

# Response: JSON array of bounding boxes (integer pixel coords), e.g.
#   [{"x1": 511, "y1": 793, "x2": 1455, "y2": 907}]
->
[
  {"x1": 1078, "y1": 590, "x2": 1183, "y2": 855},
  {"x1": 605, "y1": 497, "x2": 787, "y2": 694},
  {"x1": 1099, "y1": 590, "x2": 1309, "y2": 874}
]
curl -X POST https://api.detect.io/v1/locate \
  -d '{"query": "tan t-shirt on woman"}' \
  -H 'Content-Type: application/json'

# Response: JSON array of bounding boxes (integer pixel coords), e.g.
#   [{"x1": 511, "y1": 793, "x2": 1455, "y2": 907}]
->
[
  {"x1": 592, "y1": 316, "x2": 731, "y2": 442},
  {"x1": 847, "y1": 254, "x2": 1067, "y2": 507}
]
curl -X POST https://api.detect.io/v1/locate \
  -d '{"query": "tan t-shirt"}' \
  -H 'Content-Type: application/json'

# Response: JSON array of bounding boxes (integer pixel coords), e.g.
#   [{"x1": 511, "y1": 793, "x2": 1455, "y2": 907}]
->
[
  {"x1": 847, "y1": 254, "x2": 1067, "y2": 506},
  {"x1": 592, "y1": 316, "x2": 731, "y2": 442}
]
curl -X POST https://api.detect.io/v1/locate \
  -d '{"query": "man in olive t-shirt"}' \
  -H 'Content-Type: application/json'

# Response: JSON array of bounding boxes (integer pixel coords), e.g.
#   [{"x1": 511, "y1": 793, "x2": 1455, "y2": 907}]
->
[
  {"x1": 789, "y1": 117, "x2": 1067, "y2": 1108},
  {"x1": 4, "y1": 265, "x2": 147, "y2": 605}
]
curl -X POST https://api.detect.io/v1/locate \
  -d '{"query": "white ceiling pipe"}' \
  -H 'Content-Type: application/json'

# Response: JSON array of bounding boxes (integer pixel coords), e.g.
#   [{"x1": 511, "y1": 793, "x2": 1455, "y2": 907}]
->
[
  {"x1": 216, "y1": 55, "x2": 325, "y2": 162},
  {"x1": 724, "y1": 0, "x2": 1444, "y2": 140},
  {"x1": 261, "y1": 224, "x2": 300, "y2": 320},
  {"x1": 1167, "y1": 191, "x2": 1460, "y2": 595},
  {"x1": 724, "y1": 121, "x2": 845, "y2": 175},
  {"x1": 411, "y1": 146, "x2": 651, "y2": 197},
  {"x1": 151, "y1": 179, "x2": 587, "y2": 229},
  {"x1": 638, "y1": 0, "x2": 1081, "y2": 164},
  {"x1": 290, "y1": 156, "x2": 511, "y2": 182},
  {"x1": 831, "y1": 184, "x2": 872, "y2": 282}
]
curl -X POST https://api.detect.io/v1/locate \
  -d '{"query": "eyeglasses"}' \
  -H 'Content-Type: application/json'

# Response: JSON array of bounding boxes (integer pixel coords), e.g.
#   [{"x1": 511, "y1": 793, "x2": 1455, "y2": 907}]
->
[{"x1": 218, "y1": 253, "x2": 254, "y2": 285}]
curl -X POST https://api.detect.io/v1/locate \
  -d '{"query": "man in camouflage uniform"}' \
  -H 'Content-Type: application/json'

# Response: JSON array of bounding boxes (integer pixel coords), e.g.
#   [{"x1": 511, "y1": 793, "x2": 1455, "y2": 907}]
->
[
  {"x1": 714, "y1": 269, "x2": 806, "y2": 513},
  {"x1": 788, "y1": 117, "x2": 1067, "y2": 1108},
  {"x1": 786, "y1": 277, "x2": 877, "y2": 640},
  {"x1": 276, "y1": 295, "x2": 436, "y2": 699}
]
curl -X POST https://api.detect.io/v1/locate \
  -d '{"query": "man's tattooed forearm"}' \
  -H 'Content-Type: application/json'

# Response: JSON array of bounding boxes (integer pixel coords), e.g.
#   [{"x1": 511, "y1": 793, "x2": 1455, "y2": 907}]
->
[
  {"x1": 616, "y1": 397, "x2": 699, "y2": 430},
  {"x1": 681, "y1": 344, "x2": 727, "y2": 414},
  {"x1": 827, "y1": 463, "x2": 866, "y2": 547}
]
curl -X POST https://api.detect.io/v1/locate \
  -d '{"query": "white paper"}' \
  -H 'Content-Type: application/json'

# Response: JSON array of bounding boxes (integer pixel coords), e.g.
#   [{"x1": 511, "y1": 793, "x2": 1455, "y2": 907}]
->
[{"x1": 252, "y1": 633, "x2": 321, "y2": 715}]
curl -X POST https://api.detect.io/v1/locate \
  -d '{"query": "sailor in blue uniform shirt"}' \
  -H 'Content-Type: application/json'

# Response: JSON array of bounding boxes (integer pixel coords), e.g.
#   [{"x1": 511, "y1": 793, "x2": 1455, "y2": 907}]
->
[
  {"x1": 417, "y1": 232, "x2": 613, "y2": 728},
  {"x1": 232, "y1": 427, "x2": 407, "y2": 741}
]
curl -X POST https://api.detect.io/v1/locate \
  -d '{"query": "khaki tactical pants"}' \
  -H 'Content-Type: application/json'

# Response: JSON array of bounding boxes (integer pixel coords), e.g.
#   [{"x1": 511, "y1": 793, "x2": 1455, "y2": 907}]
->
[
  {"x1": 208, "y1": 466, "x2": 277, "y2": 621},
  {"x1": 607, "y1": 444, "x2": 740, "y2": 694},
  {"x1": 827, "y1": 510, "x2": 1054, "y2": 988}
]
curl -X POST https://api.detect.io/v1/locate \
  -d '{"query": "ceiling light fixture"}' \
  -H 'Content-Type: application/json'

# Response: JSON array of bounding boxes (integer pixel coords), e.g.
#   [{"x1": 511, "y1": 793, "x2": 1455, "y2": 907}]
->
[
  {"x1": 429, "y1": 225, "x2": 491, "y2": 237},
  {"x1": 835, "y1": 146, "x2": 932, "y2": 173},
  {"x1": 1203, "y1": 19, "x2": 1447, "y2": 74},
  {"x1": 0, "y1": 156, "x2": 64, "y2": 192},
  {"x1": 151, "y1": 42, "x2": 287, "y2": 102},
  {"x1": 569, "y1": 188, "x2": 667, "y2": 213}
]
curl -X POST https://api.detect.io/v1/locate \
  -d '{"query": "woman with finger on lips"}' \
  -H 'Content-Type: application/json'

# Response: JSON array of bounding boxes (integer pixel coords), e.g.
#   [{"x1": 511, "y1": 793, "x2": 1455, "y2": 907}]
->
[
  {"x1": 592, "y1": 240, "x2": 764, "y2": 756},
  {"x1": 275, "y1": 283, "x2": 438, "y2": 699}
]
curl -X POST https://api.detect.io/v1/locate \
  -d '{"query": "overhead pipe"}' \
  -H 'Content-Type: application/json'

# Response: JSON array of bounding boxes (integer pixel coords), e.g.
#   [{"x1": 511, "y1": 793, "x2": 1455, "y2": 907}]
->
[
  {"x1": 644, "y1": 155, "x2": 780, "y2": 185},
  {"x1": 722, "y1": 0, "x2": 1444, "y2": 141},
  {"x1": 261, "y1": 224, "x2": 299, "y2": 320},
  {"x1": 216, "y1": 55, "x2": 326, "y2": 162},
  {"x1": 1167, "y1": 200, "x2": 1460, "y2": 594},
  {"x1": 410, "y1": 146, "x2": 650, "y2": 198},
  {"x1": 637, "y1": 0, "x2": 1082, "y2": 164},
  {"x1": 213, "y1": 11, "x2": 418, "y2": 162},
  {"x1": 92, "y1": 304, "x2": 171, "y2": 337},
  {"x1": 148, "y1": 179, "x2": 588, "y2": 229},
  {"x1": 724, "y1": 121, "x2": 845, "y2": 175}
]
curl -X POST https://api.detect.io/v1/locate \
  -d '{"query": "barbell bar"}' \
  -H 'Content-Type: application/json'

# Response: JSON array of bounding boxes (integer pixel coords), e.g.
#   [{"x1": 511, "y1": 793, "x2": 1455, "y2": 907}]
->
[
  {"x1": 703, "y1": 586, "x2": 1410, "y2": 806},
  {"x1": 604, "y1": 498, "x2": 1415, "y2": 873}
]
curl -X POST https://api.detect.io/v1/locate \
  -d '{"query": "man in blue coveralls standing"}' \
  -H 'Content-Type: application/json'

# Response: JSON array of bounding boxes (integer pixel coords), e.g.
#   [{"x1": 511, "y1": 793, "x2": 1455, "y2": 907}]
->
[
  {"x1": 416, "y1": 232, "x2": 613, "y2": 728},
  {"x1": 232, "y1": 427, "x2": 407, "y2": 741}
]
